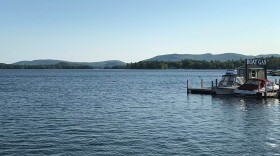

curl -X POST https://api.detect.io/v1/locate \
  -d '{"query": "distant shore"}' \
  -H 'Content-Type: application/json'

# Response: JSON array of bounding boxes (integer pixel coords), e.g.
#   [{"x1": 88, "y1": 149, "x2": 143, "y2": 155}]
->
[{"x1": 1, "y1": 56, "x2": 280, "y2": 70}]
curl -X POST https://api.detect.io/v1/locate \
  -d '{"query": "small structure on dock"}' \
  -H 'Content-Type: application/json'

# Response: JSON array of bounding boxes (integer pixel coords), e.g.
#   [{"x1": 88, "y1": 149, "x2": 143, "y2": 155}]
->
[
  {"x1": 240, "y1": 59, "x2": 267, "y2": 80},
  {"x1": 237, "y1": 64, "x2": 266, "y2": 80}
]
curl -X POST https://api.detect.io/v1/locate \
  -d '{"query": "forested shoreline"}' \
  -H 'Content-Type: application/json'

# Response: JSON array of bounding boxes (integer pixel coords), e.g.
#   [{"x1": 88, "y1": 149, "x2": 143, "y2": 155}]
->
[
  {"x1": 1, "y1": 56, "x2": 280, "y2": 69},
  {"x1": 113, "y1": 56, "x2": 280, "y2": 70}
]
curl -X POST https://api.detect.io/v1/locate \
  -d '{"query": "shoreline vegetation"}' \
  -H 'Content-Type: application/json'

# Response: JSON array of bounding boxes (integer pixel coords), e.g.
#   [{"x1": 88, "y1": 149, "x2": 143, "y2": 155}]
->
[{"x1": 1, "y1": 56, "x2": 280, "y2": 70}]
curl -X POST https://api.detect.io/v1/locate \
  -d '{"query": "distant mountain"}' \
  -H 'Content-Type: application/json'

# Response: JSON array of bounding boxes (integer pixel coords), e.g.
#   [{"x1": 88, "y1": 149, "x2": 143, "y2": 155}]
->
[
  {"x1": 146, "y1": 53, "x2": 280, "y2": 61},
  {"x1": 14, "y1": 59, "x2": 64, "y2": 65},
  {"x1": 13, "y1": 59, "x2": 126, "y2": 68},
  {"x1": 78, "y1": 60, "x2": 127, "y2": 68}
]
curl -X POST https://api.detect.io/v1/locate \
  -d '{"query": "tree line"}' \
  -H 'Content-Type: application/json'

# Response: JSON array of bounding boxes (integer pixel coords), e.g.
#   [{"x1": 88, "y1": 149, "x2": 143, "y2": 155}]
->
[{"x1": 112, "y1": 56, "x2": 280, "y2": 70}]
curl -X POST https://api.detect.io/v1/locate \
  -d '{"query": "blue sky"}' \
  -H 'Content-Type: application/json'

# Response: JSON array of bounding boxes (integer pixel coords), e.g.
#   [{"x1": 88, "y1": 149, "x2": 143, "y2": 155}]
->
[{"x1": 0, "y1": 0, "x2": 280, "y2": 63}]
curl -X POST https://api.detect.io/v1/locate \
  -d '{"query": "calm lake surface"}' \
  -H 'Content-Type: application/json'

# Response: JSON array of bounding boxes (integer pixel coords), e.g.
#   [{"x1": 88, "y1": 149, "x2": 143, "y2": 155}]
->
[{"x1": 1, "y1": 69, "x2": 280, "y2": 155}]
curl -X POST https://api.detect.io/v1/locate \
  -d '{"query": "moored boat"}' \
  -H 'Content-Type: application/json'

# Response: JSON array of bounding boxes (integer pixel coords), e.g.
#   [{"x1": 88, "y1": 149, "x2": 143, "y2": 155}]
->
[
  {"x1": 234, "y1": 78, "x2": 279, "y2": 97},
  {"x1": 214, "y1": 70, "x2": 245, "y2": 95},
  {"x1": 269, "y1": 70, "x2": 280, "y2": 76}
]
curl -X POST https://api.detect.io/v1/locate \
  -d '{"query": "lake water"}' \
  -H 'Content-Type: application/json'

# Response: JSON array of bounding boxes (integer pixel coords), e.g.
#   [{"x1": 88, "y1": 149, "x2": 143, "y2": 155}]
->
[{"x1": 0, "y1": 69, "x2": 280, "y2": 155}]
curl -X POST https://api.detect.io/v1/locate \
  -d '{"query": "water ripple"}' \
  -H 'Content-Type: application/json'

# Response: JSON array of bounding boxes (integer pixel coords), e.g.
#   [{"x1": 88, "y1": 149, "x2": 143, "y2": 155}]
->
[{"x1": 1, "y1": 69, "x2": 280, "y2": 155}]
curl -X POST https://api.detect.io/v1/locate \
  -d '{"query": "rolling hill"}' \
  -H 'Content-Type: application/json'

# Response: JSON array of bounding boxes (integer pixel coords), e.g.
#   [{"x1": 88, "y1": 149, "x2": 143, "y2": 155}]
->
[
  {"x1": 146, "y1": 53, "x2": 280, "y2": 61},
  {"x1": 13, "y1": 59, "x2": 126, "y2": 68},
  {"x1": 11, "y1": 53, "x2": 280, "y2": 69}
]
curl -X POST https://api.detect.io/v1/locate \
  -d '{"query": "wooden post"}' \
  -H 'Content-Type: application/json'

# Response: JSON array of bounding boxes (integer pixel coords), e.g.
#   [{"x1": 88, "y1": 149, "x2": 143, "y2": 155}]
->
[
  {"x1": 211, "y1": 81, "x2": 214, "y2": 94},
  {"x1": 245, "y1": 59, "x2": 248, "y2": 81},
  {"x1": 215, "y1": 79, "x2": 218, "y2": 87},
  {"x1": 187, "y1": 80, "x2": 190, "y2": 94},
  {"x1": 201, "y1": 79, "x2": 203, "y2": 88},
  {"x1": 258, "y1": 81, "x2": 260, "y2": 93},
  {"x1": 275, "y1": 79, "x2": 277, "y2": 85},
  {"x1": 264, "y1": 65, "x2": 267, "y2": 79},
  {"x1": 264, "y1": 82, "x2": 267, "y2": 98}
]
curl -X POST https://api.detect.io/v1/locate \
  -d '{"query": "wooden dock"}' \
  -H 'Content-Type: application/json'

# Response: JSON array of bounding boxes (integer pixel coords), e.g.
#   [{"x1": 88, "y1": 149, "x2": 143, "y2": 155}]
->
[
  {"x1": 187, "y1": 79, "x2": 216, "y2": 94},
  {"x1": 187, "y1": 87, "x2": 214, "y2": 94}
]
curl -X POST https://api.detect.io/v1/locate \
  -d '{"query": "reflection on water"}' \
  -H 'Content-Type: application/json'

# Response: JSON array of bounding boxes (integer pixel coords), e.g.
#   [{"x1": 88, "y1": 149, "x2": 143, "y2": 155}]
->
[{"x1": 211, "y1": 95, "x2": 280, "y2": 154}]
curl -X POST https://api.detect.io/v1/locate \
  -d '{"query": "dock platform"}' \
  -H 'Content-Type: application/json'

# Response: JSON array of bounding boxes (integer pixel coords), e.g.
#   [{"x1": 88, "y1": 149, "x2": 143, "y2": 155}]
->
[{"x1": 187, "y1": 87, "x2": 215, "y2": 94}]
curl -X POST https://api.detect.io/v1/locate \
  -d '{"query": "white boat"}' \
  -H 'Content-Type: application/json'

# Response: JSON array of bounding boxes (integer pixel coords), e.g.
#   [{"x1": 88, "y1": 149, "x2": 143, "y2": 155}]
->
[
  {"x1": 214, "y1": 70, "x2": 245, "y2": 95},
  {"x1": 234, "y1": 78, "x2": 279, "y2": 97}
]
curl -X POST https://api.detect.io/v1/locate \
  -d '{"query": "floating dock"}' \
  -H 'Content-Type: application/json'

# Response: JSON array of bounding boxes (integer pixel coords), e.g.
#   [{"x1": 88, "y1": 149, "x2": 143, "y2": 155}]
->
[{"x1": 187, "y1": 79, "x2": 216, "y2": 94}]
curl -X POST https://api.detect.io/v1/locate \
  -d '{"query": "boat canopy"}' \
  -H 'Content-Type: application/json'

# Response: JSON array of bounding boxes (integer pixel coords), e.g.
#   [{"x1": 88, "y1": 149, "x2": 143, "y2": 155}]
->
[
  {"x1": 225, "y1": 69, "x2": 237, "y2": 75},
  {"x1": 218, "y1": 75, "x2": 245, "y2": 87},
  {"x1": 238, "y1": 79, "x2": 271, "y2": 90}
]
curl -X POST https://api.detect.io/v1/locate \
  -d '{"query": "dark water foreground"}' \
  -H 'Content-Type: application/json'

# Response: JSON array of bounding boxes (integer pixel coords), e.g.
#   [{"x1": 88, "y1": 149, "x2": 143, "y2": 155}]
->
[{"x1": 0, "y1": 69, "x2": 280, "y2": 155}]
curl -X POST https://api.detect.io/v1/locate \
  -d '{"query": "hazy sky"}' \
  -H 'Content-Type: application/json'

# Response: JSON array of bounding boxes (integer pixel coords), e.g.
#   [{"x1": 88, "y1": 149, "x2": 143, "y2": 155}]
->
[{"x1": 0, "y1": 0, "x2": 280, "y2": 63}]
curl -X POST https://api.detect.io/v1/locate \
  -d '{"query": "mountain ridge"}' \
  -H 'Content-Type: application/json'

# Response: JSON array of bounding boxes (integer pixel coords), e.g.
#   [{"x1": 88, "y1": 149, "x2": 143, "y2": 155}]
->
[
  {"x1": 13, "y1": 59, "x2": 126, "y2": 68},
  {"x1": 11, "y1": 53, "x2": 280, "y2": 68},
  {"x1": 146, "y1": 53, "x2": 280, "y2": 61}
]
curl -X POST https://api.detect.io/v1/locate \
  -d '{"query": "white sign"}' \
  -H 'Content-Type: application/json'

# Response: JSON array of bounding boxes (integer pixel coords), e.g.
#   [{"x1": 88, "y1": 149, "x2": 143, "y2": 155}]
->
[{"x1": 246, "y1": 59, "x2": 267, "y2": 65}]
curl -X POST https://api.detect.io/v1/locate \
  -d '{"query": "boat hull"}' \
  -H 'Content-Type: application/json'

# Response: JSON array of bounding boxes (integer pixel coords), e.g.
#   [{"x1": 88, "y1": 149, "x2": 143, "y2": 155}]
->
[{"x1": 234, "y1": 89, "x2": 279, "y2": 98}]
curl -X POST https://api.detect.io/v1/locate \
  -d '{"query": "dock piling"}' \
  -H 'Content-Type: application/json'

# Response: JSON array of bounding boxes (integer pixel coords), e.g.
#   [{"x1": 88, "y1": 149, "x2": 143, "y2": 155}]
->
[
  {"x1": 215, "y1": 79, "x2": 218, "y2": 87},
  {"x1": 187, "y1": 80, "x2": 190, "y2": 94},
  {"x1": 201, "y1": 79, "x2": 203, "y2": 88},
  {"x1": 264, "y1": 82, "x2": 267, "y2": 98}
]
